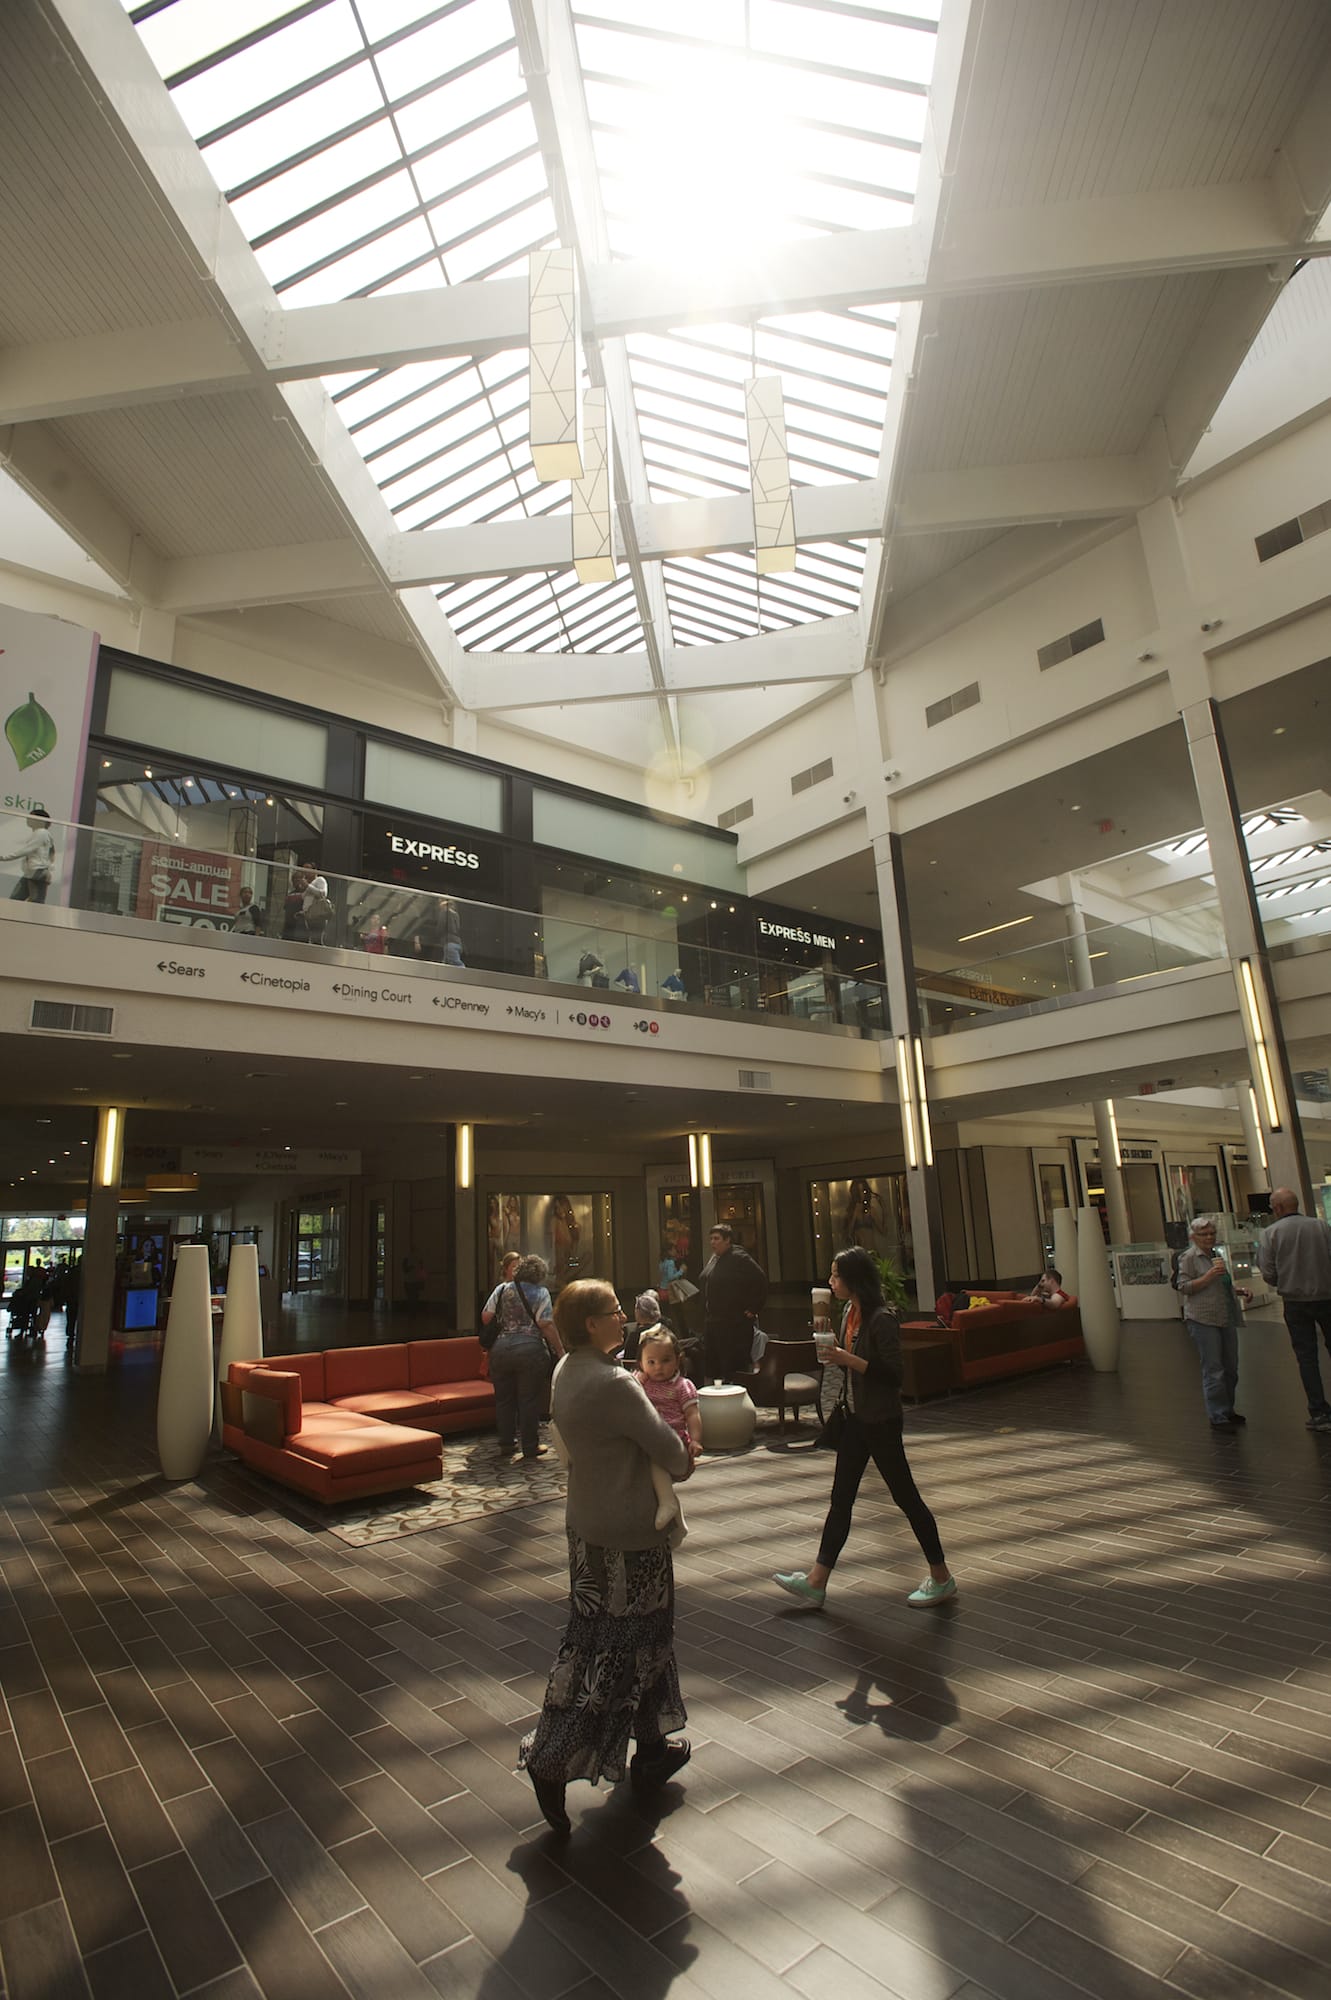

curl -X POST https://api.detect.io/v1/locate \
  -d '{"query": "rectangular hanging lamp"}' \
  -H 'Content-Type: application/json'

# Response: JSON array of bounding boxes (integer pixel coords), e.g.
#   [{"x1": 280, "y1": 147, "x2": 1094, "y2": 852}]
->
[
  {"x1": 744, "y1": 374, "x2": 796, "y2": 572},
  {"x1": 529, "y1": 248, "x2": 583, "y2": 481},
  {"x1": 572, "y1": 387, "x2": 614, "y2": 582}
]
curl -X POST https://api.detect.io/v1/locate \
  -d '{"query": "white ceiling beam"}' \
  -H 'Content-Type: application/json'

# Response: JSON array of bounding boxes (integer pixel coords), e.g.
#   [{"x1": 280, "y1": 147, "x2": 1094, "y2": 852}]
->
[
  {"x1": 392, "y1": 480, "x2": 886, "y2": 586},
  {"x1": 466, "y1": 650, "x2": 654, "y2": 711},
  {"x1": 154, "y1": 539, "x2": 375, "y2": 615},
  {"x1": 466, "y1": 615, "x2": 862, "y2": 711},
  {"x1": 896, "y1": 456, "x2": 1156, "y2": 534},
  {"x1": 932, "y1": 180, "x2": 1331, "y2": 296},
  {"x1": 662, "y1": 616, "x2": 864, "y2": 697},
  {"x1": 0, "y1": 321, "x2": 250, "y2": 425},
  {"x1": 0, "y1": 420, "x2": 160, "y2": 597}
]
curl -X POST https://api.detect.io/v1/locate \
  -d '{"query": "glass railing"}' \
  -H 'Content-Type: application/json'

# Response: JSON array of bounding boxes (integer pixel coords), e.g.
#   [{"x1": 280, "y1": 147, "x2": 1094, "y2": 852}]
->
[
  {"x1": 1253, "y1": 858, "x2": 1331, "y2": 953},
  {"x1": 919, "y1": 896, "x2": 1231, "y2": 1033},
  {"x1": 1, "y1": 808, "x2": 889, "y2": 1037}
]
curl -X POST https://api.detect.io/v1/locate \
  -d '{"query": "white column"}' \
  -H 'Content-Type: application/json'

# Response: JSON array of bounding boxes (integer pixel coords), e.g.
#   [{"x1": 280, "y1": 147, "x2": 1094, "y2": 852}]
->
[{"x1": 1060, "y1": 876, "x2": 1132, "y2": 1244}]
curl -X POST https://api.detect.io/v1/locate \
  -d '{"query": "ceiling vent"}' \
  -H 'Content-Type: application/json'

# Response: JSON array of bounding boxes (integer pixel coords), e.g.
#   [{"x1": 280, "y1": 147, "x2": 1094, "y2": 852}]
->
[
  {"x1": 925, "y1": 681, "x2": 980, "y2": 728},
  {"x1": 1255, "y1": 500, "x2": 1330, "y2": 563},
  {"x1": 791, "y1": 759, "x2": 833, "y2": 796},
  {"x1": 718, "y1": 798, "x2": 754, "y2": 829},
  {"x1": 738, "y1": 1069, "x2": 772, "y2": 1090},
  {"x1": 30, "y1": 999, "x2": 115, "y2": 1036},
  {"x1": 1037, "y1": 619, "x2": 1104, "y2": 671}
]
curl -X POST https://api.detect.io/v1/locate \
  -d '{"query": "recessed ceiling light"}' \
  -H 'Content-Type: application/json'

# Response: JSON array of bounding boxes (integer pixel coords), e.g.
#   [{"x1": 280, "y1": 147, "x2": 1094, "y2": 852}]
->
[
  {"x1": 1273, "y1": 726, "x2": 1285, "y2": 735},
  {"x1": 334, "y1": 1100, "x2": 348, "y2": 1108},
  {"x1": 72, "y1": 1086, "x2": 89, "y2": 1093},
  {"x1": 1069, "y1": 804, "x2": 1082, "y2": 812},
  {"x1": 111, "y1": 1052, "x2": 133, "y2": 1061}
]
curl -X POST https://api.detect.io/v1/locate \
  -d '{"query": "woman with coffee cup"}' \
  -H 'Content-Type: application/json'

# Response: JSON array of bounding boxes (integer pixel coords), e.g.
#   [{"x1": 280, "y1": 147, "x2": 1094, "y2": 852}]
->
[{"x1": 773, "y1": 1246, "x2": 956, "y2": 1611}]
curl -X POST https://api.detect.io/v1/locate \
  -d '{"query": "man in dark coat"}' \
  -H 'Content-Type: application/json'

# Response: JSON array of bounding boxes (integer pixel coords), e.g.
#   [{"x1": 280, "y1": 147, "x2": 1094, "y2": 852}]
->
[{"x1": 701, "y1": 1224, "x2": 767, "y2": 1381}]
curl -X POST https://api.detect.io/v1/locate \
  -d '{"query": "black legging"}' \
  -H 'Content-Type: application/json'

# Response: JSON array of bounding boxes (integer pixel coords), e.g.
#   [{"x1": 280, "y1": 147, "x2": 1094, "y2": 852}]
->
[{"x1": 817, "y1": 1413, "x2": 945, "y2": 1570}]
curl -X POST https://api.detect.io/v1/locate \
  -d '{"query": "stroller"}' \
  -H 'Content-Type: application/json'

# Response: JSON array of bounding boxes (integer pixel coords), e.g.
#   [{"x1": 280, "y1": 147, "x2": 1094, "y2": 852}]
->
[{"x1": 4, "y1": 1274, "x2": 48, "y2": 1343}]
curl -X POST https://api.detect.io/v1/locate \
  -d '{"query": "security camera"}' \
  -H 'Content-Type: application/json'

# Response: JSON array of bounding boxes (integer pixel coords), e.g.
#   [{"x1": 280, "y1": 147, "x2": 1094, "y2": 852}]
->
[{"x1": 843, "y1": 789, "x2": 858, "y2": 804}]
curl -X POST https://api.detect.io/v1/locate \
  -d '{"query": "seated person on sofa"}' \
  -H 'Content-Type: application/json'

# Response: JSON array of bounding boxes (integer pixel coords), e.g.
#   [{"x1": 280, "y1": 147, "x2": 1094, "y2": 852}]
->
[{"x1": 1024, "y1": 1268, "x2": 1070, "y2": 1308}]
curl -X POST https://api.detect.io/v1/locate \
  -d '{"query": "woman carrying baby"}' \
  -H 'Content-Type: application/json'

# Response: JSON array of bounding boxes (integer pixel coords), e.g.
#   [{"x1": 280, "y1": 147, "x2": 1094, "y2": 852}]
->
[{"x1": 519, "y1": 1280, "x2": 694, "y2": 1833}]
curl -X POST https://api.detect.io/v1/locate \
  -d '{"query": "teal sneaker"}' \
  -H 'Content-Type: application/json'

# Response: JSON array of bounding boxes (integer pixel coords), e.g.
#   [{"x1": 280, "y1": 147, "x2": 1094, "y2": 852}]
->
[
  {"x1": 907, "y1": 1576, "x2": 958, "y2": 1607},
  {"x1": 773, "y1": 1571, "x2": 826, "y2": 1609}
]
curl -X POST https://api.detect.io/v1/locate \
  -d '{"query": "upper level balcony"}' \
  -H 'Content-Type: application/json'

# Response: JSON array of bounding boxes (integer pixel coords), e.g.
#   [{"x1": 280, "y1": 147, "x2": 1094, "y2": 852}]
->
[{"x1": 1, "y1": 810, "x2": 890, "y2": 1042}]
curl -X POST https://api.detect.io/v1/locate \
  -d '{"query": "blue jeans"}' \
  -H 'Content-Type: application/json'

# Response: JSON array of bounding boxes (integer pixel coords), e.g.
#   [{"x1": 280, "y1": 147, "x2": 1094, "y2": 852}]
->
[
  {"x1": 1282, "y1": 1298, "x2": 1331, "y2": 1417},
  {"x1": 490, "y1": 1333, "x2": 549, "y2": 1455},
  {"x1": 1185, "y1": 1318, "x2": 1239, "y2": 1422}
]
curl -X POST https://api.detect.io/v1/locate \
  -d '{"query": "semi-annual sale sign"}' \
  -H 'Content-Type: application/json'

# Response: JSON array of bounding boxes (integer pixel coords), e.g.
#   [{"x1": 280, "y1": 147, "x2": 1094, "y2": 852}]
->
[{"x1": 135, "y1": 842, "x2": 243, "y2": 927}]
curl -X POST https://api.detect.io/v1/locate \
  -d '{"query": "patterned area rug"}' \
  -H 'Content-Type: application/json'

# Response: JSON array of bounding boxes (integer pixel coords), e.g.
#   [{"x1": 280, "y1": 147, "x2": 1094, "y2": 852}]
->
[
  {"x1": 323, "y1": 1438, "x2": 567, "y2": 1546},
  {"x1": 254, "y1": 1408, "x2": 827, "y2": 1547}
]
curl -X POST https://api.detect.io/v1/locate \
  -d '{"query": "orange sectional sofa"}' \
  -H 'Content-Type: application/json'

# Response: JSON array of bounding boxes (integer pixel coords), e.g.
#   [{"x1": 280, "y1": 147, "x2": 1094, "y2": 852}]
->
[
  {"x1": 901, "y1": 1292, "x2": 1084, "y2": 1393},
  {"x1": 220, "y1": 1337, "x2": 494, "y2": 1503}
]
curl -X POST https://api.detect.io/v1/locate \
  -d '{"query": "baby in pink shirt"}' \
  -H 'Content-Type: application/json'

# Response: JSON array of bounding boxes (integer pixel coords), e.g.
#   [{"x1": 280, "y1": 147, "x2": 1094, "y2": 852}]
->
[{"x1": 635, "y1": 1331, "x2": 701, "y2": 1532}]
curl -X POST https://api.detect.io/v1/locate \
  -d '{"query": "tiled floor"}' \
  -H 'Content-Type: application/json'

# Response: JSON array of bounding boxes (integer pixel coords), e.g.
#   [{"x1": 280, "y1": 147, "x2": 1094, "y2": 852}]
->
[{"x1": 1, "y1": 1314, "x2": 1330, "y2": 2000}]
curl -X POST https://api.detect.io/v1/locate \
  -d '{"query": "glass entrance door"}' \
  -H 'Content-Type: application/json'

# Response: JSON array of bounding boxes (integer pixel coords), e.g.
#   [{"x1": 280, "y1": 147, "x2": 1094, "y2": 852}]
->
[{"x1": 712, "y1": 1184, "x2": 767, "y2": 1270}]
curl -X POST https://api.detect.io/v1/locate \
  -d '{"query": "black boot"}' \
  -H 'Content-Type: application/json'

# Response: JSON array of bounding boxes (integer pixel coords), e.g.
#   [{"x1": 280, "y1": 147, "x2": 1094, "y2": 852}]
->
[
  {"x1": 528, "y1": 1770, "x2": 570, "y2": 1832},
  {"x1": 630, "y1": 1737, "x2": 691, "y2": 1786}
]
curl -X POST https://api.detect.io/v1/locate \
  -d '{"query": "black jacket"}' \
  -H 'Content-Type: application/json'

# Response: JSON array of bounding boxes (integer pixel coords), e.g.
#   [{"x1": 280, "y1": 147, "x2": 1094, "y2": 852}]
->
[
  {"x1": 842, "y1": 1302, "x2": 904, "y2": 1425},
  {"x1": 702, "y1": 1246, "x2": 767, "y2": 1325}
]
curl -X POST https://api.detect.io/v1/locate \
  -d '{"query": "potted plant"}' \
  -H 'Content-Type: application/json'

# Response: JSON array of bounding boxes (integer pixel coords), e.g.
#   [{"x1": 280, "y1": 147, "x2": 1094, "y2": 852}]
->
[{"x1": 872, "y1": 1253, "x2": 911, "y2": 1315}]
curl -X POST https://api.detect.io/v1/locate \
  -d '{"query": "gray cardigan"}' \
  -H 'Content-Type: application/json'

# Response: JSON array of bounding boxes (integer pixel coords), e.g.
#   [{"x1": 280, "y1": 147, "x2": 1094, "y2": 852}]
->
[{"x1": 553, "y1": 1346, "x2": 690, "y2": 1550}]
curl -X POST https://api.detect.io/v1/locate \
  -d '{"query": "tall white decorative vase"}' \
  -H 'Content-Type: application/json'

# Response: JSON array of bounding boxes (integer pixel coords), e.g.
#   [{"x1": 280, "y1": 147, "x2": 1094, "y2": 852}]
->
[
  {"x1": 216, "y1": 1244, "x2": 262, "y2": 1440},
  {"x1": 1051, "y1": 1207, "x2": 1079, "y2": 1299},
  {"x1": 1075, "y1": 1205, "x2": 1121, "y2": 1372},
  {"x1": 157, "y1": 1244, "x2": 215, "y2": 1479}
]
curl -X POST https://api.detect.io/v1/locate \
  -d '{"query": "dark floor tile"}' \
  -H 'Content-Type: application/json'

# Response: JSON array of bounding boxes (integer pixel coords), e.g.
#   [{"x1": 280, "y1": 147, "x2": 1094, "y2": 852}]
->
[
  {"x1": 279, "y1": 1710, "x2": 379, "y2": 1788},
  {"x1": 420, "y1": 1934, "x2": 533, "y2": 2000},
  {"x1": 330, "y1": 1830, "x2": 468, "y2": 1963},
  {"x1": 26, "y1": 1746, "x2": 102, "y2": 1843},
  {"x1": 0, "y1": 1731, "x2": 31, "y2": 1813},
  {"x1": 96, "y1": 1669, "x2": 164, "y2": 1735},
  {"x1": 65, "y1": 1705, "x2": 135, "y2": 1782},
  {"x1": 0, "y1": 1804, "x2": 59, "y2": 1920},
  {"x1": 354, "y1": 1726, "x2": 460, "y2": 1809},
  {"x1": 7, "y1": 1688, "x2": 71, "y2": 1763},
  {"x1": 216, "y1": 1878, "x2": 352, "y2": 2000},
  {"x1": 247, "y1": 1809, "x2": 365, "y2": 1927},
  {"x1": 51, "y1": 1827, "x2": 144, "y2": 1958},
  {"x1": 193, "y1": 1739, "x2": 286, "y2": 1826},
  {"x1": 154, "y1": 1677, "x2": 232, "y2": 1750},
  {"x1": 164, "y1": 1788, "x2": 269, "y2": 1898},
  {"x1": 344, "y1": 1774, "x2": 465, "y2": 1877},
  {"x1": 83, "y1": 1930, "x2": 175, "y2": 2000},
  {"x1": 0, "y1": 1899, "x2": 91, "y2": 2000},
  {"x1": 92, "y1": 1769, "x2": 181, "y2": 1871},
  {"x1": 129, "y1": 1850, "x2": 242, "y2": 1990},
  {"x1": 312, "y1": 1908, "x2": 441, "y2": 2000}
]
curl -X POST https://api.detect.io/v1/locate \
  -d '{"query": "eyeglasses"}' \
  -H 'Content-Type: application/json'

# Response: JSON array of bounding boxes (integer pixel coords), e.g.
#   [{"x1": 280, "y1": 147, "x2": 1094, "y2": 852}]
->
[{"x1": 593, "y1": 1307, "x2": 627, "y2": 1321}]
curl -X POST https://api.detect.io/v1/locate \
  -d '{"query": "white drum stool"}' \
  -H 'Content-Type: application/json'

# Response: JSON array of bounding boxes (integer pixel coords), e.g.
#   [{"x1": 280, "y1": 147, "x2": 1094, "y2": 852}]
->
[{"x1": 697, "y1": 1384, "x2": 756, "y2": 1452}]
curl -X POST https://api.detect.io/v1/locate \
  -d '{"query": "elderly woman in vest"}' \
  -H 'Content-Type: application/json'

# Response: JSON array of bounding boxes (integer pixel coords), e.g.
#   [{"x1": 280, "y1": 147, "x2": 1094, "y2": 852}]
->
[{"x1": 519, "y1": 1278, "x2": 693, "y2": 1832}]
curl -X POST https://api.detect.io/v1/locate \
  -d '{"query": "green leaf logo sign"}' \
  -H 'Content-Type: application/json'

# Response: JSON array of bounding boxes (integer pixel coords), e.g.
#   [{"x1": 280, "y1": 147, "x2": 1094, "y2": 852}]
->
[{"x1": 5, "y1": 692, "x2": 58, "y2": 772}]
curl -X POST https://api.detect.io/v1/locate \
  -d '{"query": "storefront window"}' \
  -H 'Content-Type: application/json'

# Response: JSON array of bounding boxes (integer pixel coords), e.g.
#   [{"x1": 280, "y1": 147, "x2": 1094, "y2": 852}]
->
[
  {"x1": 809, "y1": 1175, "x2": 912, "y2": 1282},
  {"x1": 485, "y1": 1192, "x2": 614, "y2": 1291},
  {"x1": 88, "y1": 756, "x2": 325, "y2": 929}
]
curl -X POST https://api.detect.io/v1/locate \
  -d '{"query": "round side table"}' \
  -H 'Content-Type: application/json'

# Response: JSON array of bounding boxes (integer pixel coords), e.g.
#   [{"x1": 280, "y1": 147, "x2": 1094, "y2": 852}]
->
[{"x1": 697, "y1": 1384, "x2": 756, "y2": 1451}]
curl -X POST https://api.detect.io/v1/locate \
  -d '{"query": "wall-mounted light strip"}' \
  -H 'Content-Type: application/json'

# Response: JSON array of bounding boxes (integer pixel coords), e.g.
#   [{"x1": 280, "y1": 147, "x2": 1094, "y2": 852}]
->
[
  {"x1": 912, "y1": 1037, "x2": 934, "y2": 1169},
  {"x1": 956, "y1": 915, "x2": 1034, "y2": 944},
  {"x1": 1104, "y1": 1100, "x2": 1122, "y2": 1170},
  {"x1": 688, "y1": 1133, "x2": 699, "y2": 1188},
  {"x1": 1238, "y1": 959, "x2": 1282, "y2": 1130},
  {"x1": 1247, "y1": 1086, "x2": 1269, "y2": 1172},
  {"x1": 699, "y1": 1133, "x2": 713, "y2": 1190},
  {"x1": 896, "y1": 1038, "x2": 919, "y2": 1170},
  {"x1": 456, "y1": 1123, "x2": 473, "y2": 1190},
  {"x1": 97, "y1": 1106, "x2": 120, "y2": 1189}
]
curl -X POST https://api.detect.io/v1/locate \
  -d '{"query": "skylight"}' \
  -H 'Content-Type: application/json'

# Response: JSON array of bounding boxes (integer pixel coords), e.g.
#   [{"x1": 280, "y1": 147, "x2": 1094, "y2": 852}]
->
[{"x1": 128, "y1": 0, "x2": 939, "y2": 658}]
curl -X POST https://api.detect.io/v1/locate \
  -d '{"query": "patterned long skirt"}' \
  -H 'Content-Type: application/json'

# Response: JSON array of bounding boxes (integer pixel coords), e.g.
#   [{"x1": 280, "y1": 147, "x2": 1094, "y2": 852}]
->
[{"x1": 519, "y1": 1534, "x2": 686, "y2": 1786}]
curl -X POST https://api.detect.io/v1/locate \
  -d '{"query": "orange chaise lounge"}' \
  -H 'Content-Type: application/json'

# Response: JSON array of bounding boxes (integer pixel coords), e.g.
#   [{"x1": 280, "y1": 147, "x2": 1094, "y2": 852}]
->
[{"x1": 220, "y1": 1337, "x2": 494, "y2": 1503}]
